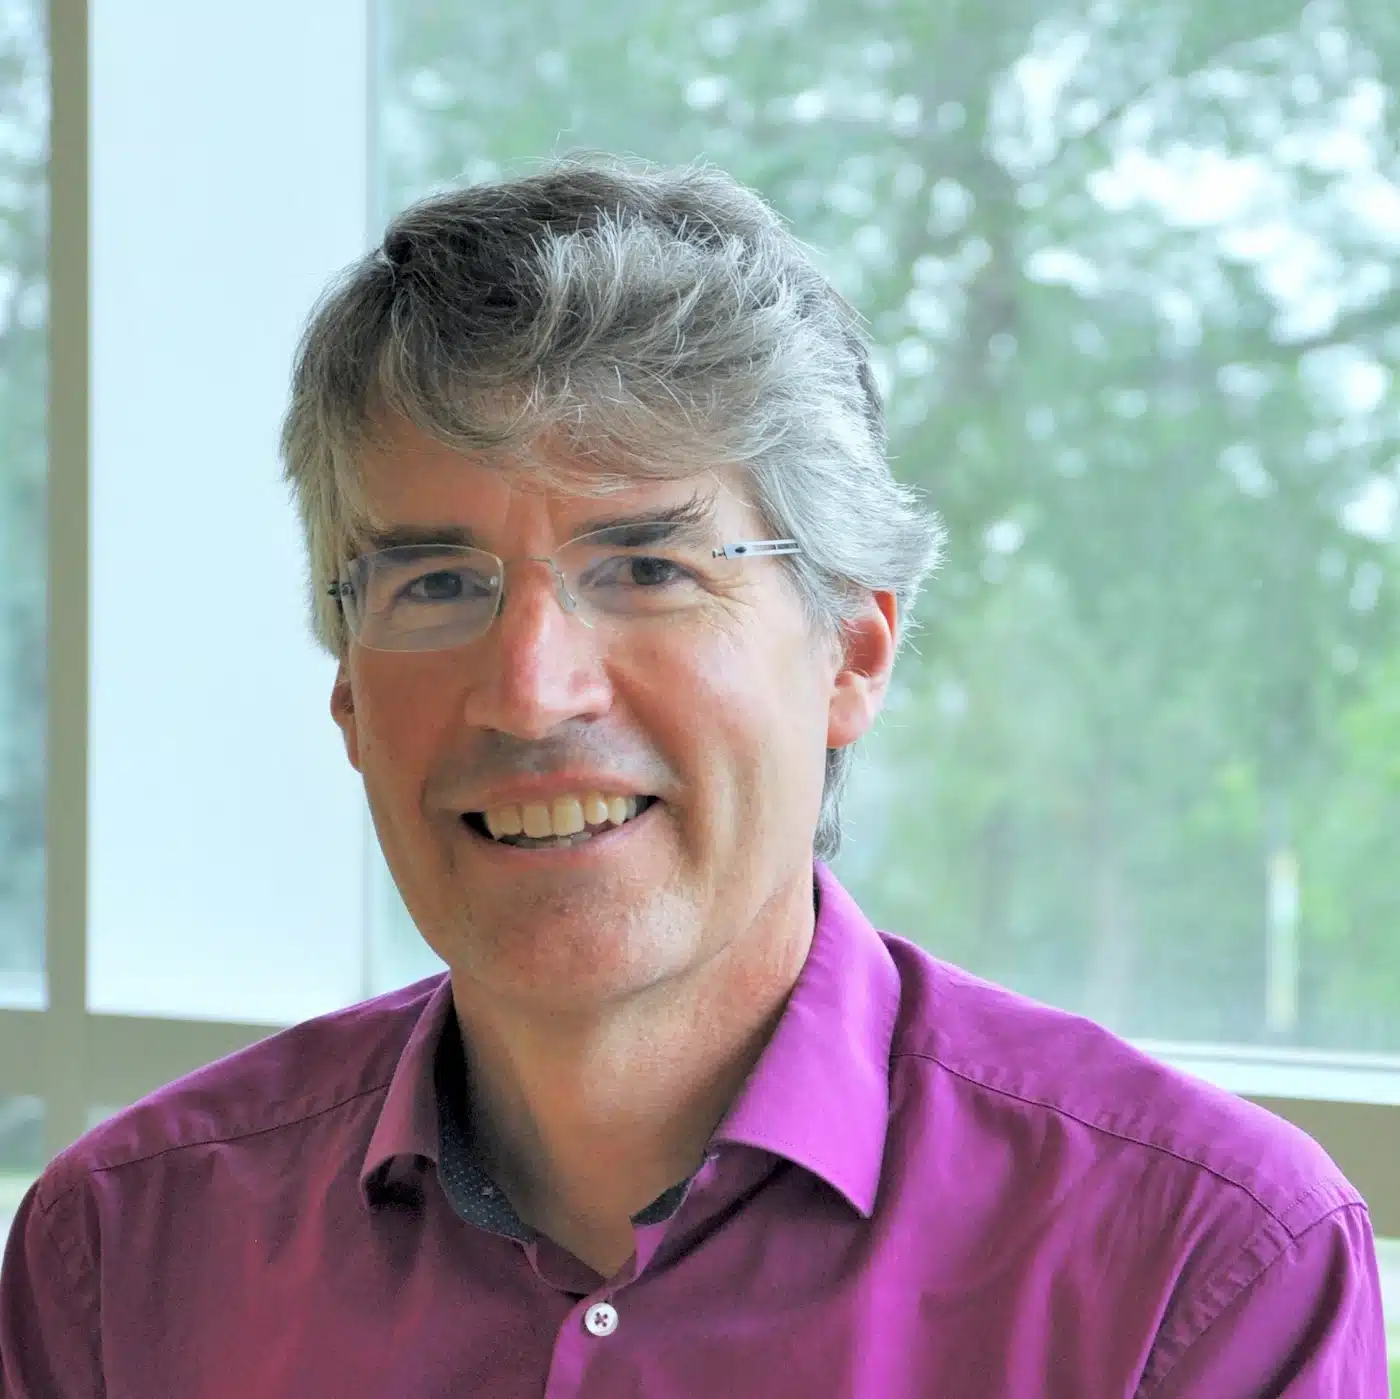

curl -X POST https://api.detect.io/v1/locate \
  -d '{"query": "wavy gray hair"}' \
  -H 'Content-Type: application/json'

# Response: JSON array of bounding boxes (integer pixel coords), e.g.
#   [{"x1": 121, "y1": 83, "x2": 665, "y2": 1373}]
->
[{"x1": 280, "y1": 158, "x2": 943, "y2": 861}]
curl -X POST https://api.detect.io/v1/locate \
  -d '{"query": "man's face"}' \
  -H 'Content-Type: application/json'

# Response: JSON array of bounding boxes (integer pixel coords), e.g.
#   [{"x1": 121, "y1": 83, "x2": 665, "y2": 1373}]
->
[{"x1": 331, "y1": 417, "x2": 893, "y2": 1014}]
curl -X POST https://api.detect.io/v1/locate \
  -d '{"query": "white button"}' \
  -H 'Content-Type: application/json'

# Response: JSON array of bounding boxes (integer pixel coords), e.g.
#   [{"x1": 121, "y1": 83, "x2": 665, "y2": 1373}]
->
[{"x1": 584, "y1": 1302, "x2": 619, "y2": 1337}]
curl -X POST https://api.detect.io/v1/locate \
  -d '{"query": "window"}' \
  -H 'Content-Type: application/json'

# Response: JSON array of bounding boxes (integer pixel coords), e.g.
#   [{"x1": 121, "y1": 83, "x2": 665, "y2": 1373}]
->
[
  {"x1": 0, "y1": 0, "x2": 46, "y2": 1010},
  {"x1": 1381, "y1": 1237, "x2": 1400, "y2": 1384},
  {"x1": 0, "y1": 1096, "x2": 43, "y2": 1246},
  {"x1": 84, "y1": 0, "x2": 371, "y2": 1025}
]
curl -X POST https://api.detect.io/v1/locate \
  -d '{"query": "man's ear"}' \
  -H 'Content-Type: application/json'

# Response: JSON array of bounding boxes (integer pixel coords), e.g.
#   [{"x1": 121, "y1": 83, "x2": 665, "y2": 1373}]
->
[
  {"x1": 330, "y1": 659, "x2": 363, "y2": 773},
  {"x1": 827, "y1": 589, "x2": 898, "y2": 751}
]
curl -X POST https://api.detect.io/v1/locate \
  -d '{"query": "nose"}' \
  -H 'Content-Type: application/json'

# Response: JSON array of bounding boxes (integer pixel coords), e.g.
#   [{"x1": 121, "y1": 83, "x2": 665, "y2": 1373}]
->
[{"x1": 463, "y1": 557, "x2": 613, "y2": 739}]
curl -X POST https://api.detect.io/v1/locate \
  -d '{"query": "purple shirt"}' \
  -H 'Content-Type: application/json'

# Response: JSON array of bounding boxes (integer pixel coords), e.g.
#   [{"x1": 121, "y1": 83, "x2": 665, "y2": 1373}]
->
[{"x1": 1, "y1": 864, "x2": 1388, "y2": 1396}]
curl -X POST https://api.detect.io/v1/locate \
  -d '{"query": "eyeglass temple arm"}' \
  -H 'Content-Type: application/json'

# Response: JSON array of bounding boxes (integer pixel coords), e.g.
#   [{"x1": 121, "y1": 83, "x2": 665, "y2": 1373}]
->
[{"x1": 712, "y1": 539, "x2": 801, "y2": 560}]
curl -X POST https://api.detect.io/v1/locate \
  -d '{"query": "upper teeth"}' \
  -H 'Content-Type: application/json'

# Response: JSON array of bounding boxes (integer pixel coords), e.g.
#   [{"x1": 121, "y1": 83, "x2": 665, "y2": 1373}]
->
[{"x1": 482, "y1": 794, "x2": 644, "y2": 841}]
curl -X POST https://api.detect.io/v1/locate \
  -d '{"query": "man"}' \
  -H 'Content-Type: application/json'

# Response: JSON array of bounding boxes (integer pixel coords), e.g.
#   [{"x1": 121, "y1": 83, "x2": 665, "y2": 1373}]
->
[{"x1": 0, "y1": 160, "x2": 1388, "y2": 1396}]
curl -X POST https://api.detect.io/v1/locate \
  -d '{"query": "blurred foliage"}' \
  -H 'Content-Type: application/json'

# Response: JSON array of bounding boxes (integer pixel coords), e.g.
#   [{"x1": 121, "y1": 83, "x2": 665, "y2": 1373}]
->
[
  {"x1": 0, "y1": 0, "x2": 46, "y2": 989},
  {"x1": 377, "y1": 0, "x2": 1400, "y2": 1050}
]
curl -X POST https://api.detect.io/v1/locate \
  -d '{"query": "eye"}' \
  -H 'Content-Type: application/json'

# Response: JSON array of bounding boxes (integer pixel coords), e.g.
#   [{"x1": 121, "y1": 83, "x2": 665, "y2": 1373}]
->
[
  {"x1": 584, "y1": 553, "x2": 690, "y2": 589},
  {"x1": 624, "y1": 556, "x2": 684, "y2": 587},
  {"x1": 402, "y1": 568, "x2": 493, "y2": 602}
]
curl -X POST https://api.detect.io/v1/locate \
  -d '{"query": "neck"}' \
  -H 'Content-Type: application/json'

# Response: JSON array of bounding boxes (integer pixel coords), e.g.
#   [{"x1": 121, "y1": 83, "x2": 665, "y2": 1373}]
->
[{"x1": 448, "y1": 878, "x2": 815, "y2": 1275}]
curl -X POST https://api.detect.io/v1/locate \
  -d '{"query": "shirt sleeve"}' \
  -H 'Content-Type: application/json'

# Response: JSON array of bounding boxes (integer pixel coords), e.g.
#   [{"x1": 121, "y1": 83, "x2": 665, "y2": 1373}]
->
[
  {"x1": 1142, "y1": 1202, "x2": 1390, "y2": 1398},
  {"x1": 0, "y1": 1177, "x2": 104, "y2": 1398}
]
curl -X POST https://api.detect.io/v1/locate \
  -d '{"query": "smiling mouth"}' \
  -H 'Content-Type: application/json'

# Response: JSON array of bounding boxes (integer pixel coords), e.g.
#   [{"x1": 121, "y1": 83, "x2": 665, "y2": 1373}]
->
[{"x1": 462, "y1": 795, "x2": 660, "y2": 850}]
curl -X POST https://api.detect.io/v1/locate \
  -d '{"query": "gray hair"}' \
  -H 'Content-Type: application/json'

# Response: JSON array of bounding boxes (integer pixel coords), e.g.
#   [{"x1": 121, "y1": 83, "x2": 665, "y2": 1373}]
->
[{"x1": 280, "y1": 158, "x2": 943, "y2": 861}]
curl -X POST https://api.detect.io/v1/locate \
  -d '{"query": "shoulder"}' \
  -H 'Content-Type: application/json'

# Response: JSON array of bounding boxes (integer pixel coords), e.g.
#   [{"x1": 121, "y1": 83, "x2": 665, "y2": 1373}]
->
[
  {"x1": 880, "y1": 930, "x2": 1359, "y2": 1235},
  {"x1": 33, "y1": 972, "x2": 447, "y2": 1211},
  {"x1": 877, "y1": 933, "x2": 1376, "y2": 1383}
]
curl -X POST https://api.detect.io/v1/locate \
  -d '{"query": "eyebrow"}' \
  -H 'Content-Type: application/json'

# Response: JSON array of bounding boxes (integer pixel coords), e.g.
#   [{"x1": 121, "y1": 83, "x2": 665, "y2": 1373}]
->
[
  {"x1": 357, "y1": 495, "x2": 717, "y2": 556},
  {"x1": 359, "y1": 522, "x2": 480, "y2": 553},
  {"x1": 570, "y1": 495, "x2": 715, "y2": 546}
]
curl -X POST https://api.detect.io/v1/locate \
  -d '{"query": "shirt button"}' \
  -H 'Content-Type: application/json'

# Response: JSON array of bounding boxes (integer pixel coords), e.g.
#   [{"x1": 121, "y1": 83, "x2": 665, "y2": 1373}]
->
[{"x1": 584, "y1": 1302, "x2": 619, "y2": 1337}]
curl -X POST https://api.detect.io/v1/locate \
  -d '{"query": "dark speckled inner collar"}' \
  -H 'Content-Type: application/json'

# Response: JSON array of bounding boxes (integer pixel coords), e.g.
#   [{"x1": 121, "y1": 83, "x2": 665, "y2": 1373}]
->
[{"x1": 432, "y1": 1010, "x2": 692, "y2": 1242}]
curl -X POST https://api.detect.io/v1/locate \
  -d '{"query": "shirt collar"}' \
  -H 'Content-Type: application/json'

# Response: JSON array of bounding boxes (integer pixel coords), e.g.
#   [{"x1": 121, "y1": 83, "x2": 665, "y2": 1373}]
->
[
  {"x1": 360, "y1": 862, "x2": 900, "y2": 1218},
  {"x1": 713, "y1": 861, "x2": 899, "y2": 1217},
  {"x1": 359, "y1": 970, "x2": 455, "y2": 1206}
]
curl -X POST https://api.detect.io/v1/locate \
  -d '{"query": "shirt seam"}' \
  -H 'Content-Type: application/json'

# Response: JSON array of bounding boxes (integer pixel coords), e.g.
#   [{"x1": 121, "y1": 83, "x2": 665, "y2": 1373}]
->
[
  {"x1": 30, "y1": 1187, "x2": 107, "y2": 1397},
  {"x1": 1134, "y1": 1199, "x2": 1373, "y2": 1398},
  {"x1": 38, "y1": 1076, "x2": 398, "y2": 1211},
  {"x1": 887, "y1": 1049, "x2": 1354, "y2": 1232}
]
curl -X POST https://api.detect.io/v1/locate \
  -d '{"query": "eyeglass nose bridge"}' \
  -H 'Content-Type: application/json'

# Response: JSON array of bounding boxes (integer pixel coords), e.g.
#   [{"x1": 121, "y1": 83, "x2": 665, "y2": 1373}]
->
[{"x1": 500, "y1": 551, "x2": 593, "y2": 629}]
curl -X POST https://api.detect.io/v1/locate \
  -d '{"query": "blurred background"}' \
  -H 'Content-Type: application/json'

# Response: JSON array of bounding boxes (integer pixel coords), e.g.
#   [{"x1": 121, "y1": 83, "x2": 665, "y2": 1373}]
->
[
  {"x1": 373, "y1": 0, "x2": 1400, "y2": 1054},
  {"x1": 0, "y1": 0, "x2": 1397, "y2": 1377}
]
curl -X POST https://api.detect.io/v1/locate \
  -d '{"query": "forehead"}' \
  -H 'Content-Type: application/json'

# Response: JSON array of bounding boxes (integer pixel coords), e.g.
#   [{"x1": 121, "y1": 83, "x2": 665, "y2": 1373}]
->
[{"x1": 353, "y1": 415, "x2": 758, "y2": 538}]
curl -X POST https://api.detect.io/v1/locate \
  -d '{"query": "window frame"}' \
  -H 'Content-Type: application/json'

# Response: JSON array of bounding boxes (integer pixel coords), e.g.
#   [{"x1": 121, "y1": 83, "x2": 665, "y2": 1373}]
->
[{"x1": 0, "y1": 0, "x2": 1396, "y2": 1239}]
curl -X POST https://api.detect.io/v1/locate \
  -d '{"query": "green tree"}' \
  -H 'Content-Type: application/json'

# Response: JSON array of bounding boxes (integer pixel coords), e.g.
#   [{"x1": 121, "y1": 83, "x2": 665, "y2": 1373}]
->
[
  {"x1": 1300, "y1": 629, "x2": 1400, "y2": 1042},
  {"x1": 376, "y1": 0, "x2": 1400, "y2": 1049}
]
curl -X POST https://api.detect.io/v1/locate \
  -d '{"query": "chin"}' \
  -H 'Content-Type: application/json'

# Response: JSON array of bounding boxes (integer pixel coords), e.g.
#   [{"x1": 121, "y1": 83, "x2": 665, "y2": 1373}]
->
[{"x1": 456, "y1": 902, "x2": 696, "y2": 1003}]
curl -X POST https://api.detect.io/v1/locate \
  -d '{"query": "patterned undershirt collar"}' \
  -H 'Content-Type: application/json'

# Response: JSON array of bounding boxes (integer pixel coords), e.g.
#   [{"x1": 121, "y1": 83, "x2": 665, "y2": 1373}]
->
[{"x1": 432, "y1": 1012, "x2": 692, "y2": 1240}]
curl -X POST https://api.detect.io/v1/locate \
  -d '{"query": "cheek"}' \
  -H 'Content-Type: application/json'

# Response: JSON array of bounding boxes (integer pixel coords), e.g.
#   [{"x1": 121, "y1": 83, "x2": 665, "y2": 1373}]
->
[
  {"x1": 352, "y1": 660, "x2": 455, "y2": 785},
  {"x1": 638, "y1": 618, "x2": 828, "y2": 795}
]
